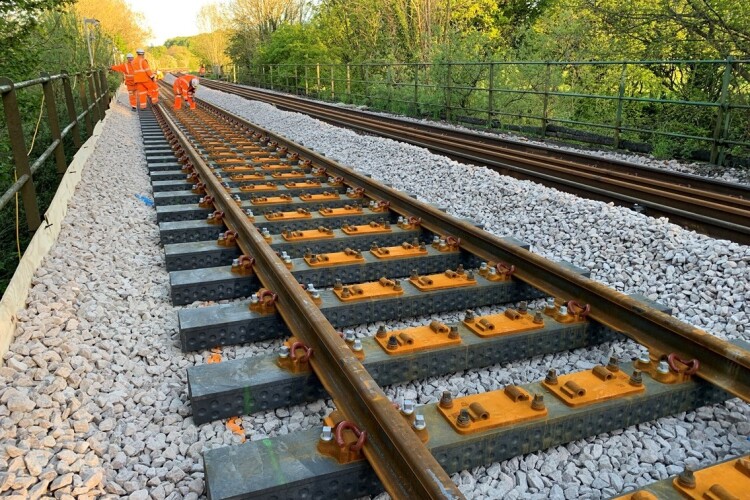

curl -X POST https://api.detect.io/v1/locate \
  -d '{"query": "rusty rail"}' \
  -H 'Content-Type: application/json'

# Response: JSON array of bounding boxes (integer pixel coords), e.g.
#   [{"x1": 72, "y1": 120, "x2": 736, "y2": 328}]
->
[
  {"x1": 0, "y1": 69, "x2": 110, "y2": 230},
  {"x1": 190, "y1": 97, "x2": 750, "y2": 404},
  {"x1": 152, "y1": 100, "x2": 464, "y2": 499}
]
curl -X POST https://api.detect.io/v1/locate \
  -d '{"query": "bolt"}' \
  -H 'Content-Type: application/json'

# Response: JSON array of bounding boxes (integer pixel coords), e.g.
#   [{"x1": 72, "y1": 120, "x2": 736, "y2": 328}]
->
[
  {"x1": 410, "y1": 269, "x2": 419, "y2": 279},
  {"x1": 629, "y1": 370, "x2": 643, "y2": 386},
  {"x1": 456, "y1": 409, "x2": 471, "y2": 428},
  {"x1": 413, "y1": 414, "x2": 426, "y2": 431},
  {"x1": 412, "y1": 238, "x2": 420, "y2": 247},
  {"x1": 232, "y1": 258, "x2": 240, "y2": 267},
  {"x1": 397, "y1": 216, "x2": 404, "y2": 224},
  {"x1": 334, "y1": 279, "x2": 343, "y2": 290},
  {"x1": 344, "y1": 330, "x2": 356, "y2": 342},
  {"x1": 519, "y1": 301, "x2": 528, "y2": 314},
  {"x1": 639, "y1": 349, "x2": 651, "y2": 365},
  {"x1": 401, "y1": 400, "x2": 415, "y2": 416},
  {"x1": 558, "y1": 305, "x2": 568, "y2": 316},
  {"x1": 448, "y1": 326, "x2": 460, "y2": 339},
  {"x1": 488, "y1": 267, "x2": 497, "y2": 276},
  {"x1": 607, "y1": 356, "x2": 620, "y2": 372},
  {"x1": 464, "y1": 309, "x2": 475, "y2": 322},
  {"x1": 657, "y1": 360, "x2": 670, "y2": 374},
  {"x1": 217, "y1": 233, "x2": 225, "y2": 241},
  {"x1": 432, "y1": 235, "x2": 440, "y2": 243},
  {"x1": 466, "y1": 271, "x2": 475, "y2": 280},
  {"x1": 533, "y1": 311, "x2": 544, "y2": 324},
  {"x1": 677, "y1": 467, "x2": 696, "y2": 488},
  {"x1": 531, "y1": 394, "x2": 545, "y2": 411},
  {"x1": 387, "y1": 335, "x2": 399, "y2": 350},
  {"x1": 278, "y1": 345, "x2": 290, "y2": 359},
  {"x1": 245, "y1": 209, "x2": 254, "y2": 217},
  {"x1": 545, "y1": 369, "x2": 558, "y2": 385},
  {"x1": 393, "y1": 280, "x2": 402, "y2": 292},
  {"x1": 250, "y1": 294, "x2": 259, "y2": 305},
  {"x1": 320, "y1": 426, "x2": 333, "y2": 442},
  {"x1": 439, "y1": 391, "x2": 453, "y2": 409},
  {"x1": 480, "y1": 262, "x2": 488, "y2": 271},
  {"x1": 352, "y1": 339, "x2": 363, "y2": 352},
  {"x1": 457, "y1": 264, "x2": 465, "y2": 274},
  {"x1": 376, "y1": 325, "x2": 387, "y2": 338},
  {"x1": 207, "y1": 213, "x2": 213, "y2": 220},
  {"x1": 307, "y1": 283, "x2": 316, "y2": 292},
  {"x1": 546, "y1": 297, "x2": 555, "y2": 308}
]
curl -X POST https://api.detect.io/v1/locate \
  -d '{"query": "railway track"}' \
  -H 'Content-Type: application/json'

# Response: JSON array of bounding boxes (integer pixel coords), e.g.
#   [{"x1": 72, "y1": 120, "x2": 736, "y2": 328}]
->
[
  {"x1": 143, "y1": 82, "x2": 750, "y2": 499},
  {"x1": 200, "y1": 79, "x2": 750, "y2": 245}
]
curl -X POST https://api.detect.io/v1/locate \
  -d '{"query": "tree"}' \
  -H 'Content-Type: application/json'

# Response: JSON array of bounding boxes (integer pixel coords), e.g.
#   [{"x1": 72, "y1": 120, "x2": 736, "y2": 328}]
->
[
  {"x1": 193, "y1": 3, "x2": 231, "y2": 75},
  {"x1": 227, "y1": 0, "x2": 309, "y2": 66},
  {"x1": 74, "y1": 0, "x2": 151, "y2": 52}
]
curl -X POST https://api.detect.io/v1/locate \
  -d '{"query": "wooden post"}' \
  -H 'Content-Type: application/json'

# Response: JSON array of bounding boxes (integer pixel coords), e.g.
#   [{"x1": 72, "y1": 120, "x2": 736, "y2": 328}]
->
[
  {"x1": 61, "y1": 71, "x2": 82, "y2": 148},
  {"x1": 1, "y1": 77, "x2": 42, "y2": 231},
  {"x1": 78, "y1": 73, "x2": 93, "y2": 137},
  {"x1": 39, "y1": 72, "x2": 67, "y2": 174},
  {"x1": 88, "y1": 72, "x2": 101, "y2": 123}
]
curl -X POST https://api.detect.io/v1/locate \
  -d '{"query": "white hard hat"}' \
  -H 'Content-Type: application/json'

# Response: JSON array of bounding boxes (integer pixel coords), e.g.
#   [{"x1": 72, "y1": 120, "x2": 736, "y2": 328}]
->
[
  {"x1": 136, "y1": 48, "x2": 145, "y2": 55},
  {"x1": 191, "y1": 78, "x2": 200, "y2": 88},
  {"x1": 126, "y1": 53, "x2": 134, "y2": 59}
]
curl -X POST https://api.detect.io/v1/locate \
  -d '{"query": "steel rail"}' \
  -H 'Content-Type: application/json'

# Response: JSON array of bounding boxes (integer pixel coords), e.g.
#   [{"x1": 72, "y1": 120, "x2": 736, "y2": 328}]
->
[
  {"x1": 152, "y1": 101, "x2": 464, "y2": 500},
  {"x1": 191, "y1": 98, "x2": 750, "y2": 403},
  {"x1": 200, "y1": 80, "x2": 750, "y2": 243}
]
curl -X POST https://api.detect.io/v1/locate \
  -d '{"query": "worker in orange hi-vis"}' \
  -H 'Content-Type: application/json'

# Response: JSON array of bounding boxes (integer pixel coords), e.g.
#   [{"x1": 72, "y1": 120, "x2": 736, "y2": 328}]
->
[
  {"x1": 110, "y1": 53, "x2": 137, "y2": 110},
  {"x1": 173, "y1": 75, "x2": 200, "y2": 110},
  {"x1": 132, "y1": 48, "x2": 159, "y2": 108}
]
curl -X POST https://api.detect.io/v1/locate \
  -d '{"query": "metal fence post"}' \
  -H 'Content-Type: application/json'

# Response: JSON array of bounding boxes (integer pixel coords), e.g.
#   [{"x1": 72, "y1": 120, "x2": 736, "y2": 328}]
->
[
  {"x1": 316, "y1": 63, "x2": 321, "y2": 92},
  {"x1": 295, "y1": 65, "x2": 299, "y2": 95},
  {"x1": 79, "y1": 74, "x2": 93, "y2": 137},
  {"x1": 330, "y1": 65, "x2": 335, "y2": 101},
  {"x1": 711, "y1": 57, "x2": 733, "y2": 165},
  {"x1": 445, "y1": 62, "x2": 452, "y2": 121},
  {"x1": 61, "y1": 71, "x2": 82, "y2": 149},
  {"x1": 88, "y1": 72, "x2": 101, "y2": 123},
  {"x1": 387, "y1": 65, "x2": 393, "y2": 111},
  {"x1": 40, "y1": 72, "x2": 67, "y2": 174},
  {"x1": 614, "y1": 63, "x2": 628, "y2": 150},
  {"x1": 413, "y1": 64, "x2": 419, "y2": 116},
  {"x1": 304, "y1": 65, "x2": 309, "y2": 95},
  {"x1": 487, "y1": 62, "x2": 495, "y2": 128},
  {"x1": 364, "y1": 65, "x2": 370, "y2": 105},
  {"x1": 0, "y1": 77, "x2": 42, "y2": 231},
  {"x1": 346, "y1": 64, "x2": 351, "y2": 103},
  {"x1": 541, "y1": 63, "x2": 551, "y2": 137},
  {"x1": 270, "y1": 65, "x2": 274, "y2": 90}
]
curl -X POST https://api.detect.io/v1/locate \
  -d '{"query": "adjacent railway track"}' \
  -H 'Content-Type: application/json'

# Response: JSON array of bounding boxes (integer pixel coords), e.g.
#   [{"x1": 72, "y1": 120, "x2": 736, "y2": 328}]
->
[
  {"x1": 142, "y1": 81, "x2": 750, "y2": 499},
  {"x1": 200, "y1": 79, "x2": 750, "y2": 245}
]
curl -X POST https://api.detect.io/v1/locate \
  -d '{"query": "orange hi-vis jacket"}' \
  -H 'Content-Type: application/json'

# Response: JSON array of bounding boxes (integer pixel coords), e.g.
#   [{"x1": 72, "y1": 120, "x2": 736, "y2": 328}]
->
[
  {"x1": 132, "y1": 56, "x2": 154, "y2": 83},
  {"x1": 173, "y1": 75, "x2": 196, "y2": 97},
  {"x1": 110, "y1": 62, "x2": 135, "y2": 85}
]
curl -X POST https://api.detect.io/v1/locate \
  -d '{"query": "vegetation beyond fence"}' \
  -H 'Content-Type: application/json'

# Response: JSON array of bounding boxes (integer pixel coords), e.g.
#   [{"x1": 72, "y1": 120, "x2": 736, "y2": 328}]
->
[{"x1": 238, "y1": 59, "x2": 750, "y2": 168}]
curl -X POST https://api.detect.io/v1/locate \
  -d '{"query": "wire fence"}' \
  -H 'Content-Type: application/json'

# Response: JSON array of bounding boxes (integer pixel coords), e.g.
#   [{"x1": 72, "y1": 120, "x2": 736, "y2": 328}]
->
[{"x1": 235, "y1": 59, "x2": 750, "y2": 168}]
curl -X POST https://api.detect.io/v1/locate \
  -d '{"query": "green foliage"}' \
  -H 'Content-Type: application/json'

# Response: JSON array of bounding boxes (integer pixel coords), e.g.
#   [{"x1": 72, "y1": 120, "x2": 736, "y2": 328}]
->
[{"x1": 1, "y1": 1, "x2": 120, "y2": 295}]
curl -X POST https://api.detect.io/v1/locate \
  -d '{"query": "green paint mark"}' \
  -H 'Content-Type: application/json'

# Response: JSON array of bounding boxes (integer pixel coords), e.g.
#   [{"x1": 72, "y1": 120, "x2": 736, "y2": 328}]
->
[
  {"x1": 243, "y1": 386, "x2": 255, "y2": 414},
  {"x1": 262, "y1": 438, "x2": 288, "y2": 484}
]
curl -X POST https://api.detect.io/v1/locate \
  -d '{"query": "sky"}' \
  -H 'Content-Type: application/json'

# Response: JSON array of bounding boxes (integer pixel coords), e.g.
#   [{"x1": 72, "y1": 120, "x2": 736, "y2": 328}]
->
[{"x1": 127, "y1": 0, "x2": 222, "y2": 46}]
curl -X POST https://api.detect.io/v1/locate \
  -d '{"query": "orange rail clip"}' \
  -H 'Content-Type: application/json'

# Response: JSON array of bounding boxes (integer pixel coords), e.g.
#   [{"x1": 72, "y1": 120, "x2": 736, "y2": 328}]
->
[{"x1": 438, "y1": 386, "x2": 547, "y2": 434}]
